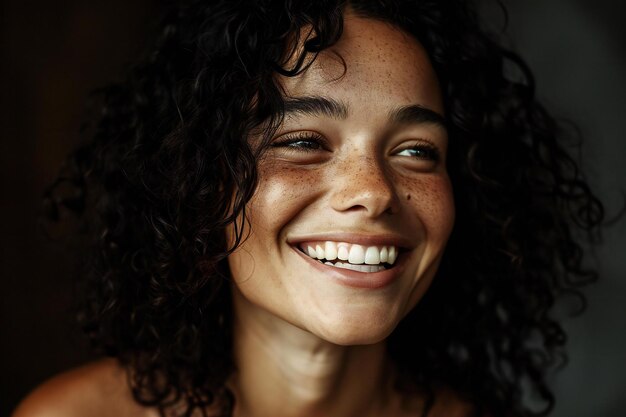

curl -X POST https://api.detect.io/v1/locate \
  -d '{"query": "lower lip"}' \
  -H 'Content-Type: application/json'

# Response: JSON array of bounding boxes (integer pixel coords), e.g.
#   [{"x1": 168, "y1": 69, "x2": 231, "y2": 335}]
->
[{"x1": 292, "y1": 247, "x2": 406, "y2": 289}]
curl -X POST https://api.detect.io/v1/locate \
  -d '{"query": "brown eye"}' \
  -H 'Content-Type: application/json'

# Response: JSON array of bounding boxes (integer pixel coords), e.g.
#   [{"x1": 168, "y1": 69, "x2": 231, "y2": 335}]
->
[
  {"x1": 395, "y1": 145, "x2": 440, "y2": 161},
  {"x1": 271, "y1": 132, "x2": 327, "y2": 153},
  {"x1": 278, "y1": 139, "x2": 322, "y2": 151}
]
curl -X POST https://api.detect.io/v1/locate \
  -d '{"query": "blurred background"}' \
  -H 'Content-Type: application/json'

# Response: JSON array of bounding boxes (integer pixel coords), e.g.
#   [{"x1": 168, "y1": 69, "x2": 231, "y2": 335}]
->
[{"x1": 1, "y1": 0, "x2": 624, "y2": 416}]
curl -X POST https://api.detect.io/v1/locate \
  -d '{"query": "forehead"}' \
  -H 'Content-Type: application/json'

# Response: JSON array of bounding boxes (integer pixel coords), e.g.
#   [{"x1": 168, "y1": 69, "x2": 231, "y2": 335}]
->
[{"x1": 279, "y1": 14, "x2": 443, "y2": 115}]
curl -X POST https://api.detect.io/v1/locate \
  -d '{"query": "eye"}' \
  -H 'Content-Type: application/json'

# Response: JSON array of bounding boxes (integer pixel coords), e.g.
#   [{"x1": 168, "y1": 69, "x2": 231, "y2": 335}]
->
[
  {"x1": 394, "y1": 141, "x2": 440, "y2": 162},
  {"x1": 271, "y1": 132, "x2": 327, "y2": 153}
]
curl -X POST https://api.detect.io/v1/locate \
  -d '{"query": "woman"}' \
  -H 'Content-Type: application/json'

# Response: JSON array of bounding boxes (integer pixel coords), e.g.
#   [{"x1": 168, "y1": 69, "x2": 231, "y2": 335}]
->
[{"x1": 14, "y1": 1, "x2": 604, "y2": 416}]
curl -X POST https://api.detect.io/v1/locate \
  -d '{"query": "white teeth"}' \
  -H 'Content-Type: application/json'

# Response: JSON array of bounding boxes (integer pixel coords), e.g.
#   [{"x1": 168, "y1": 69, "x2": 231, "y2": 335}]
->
[
  {"x1": 315, "y1": 244, "x2": 325, "y2": 260},
  {"x1": 364, "y1": 246, "x2": 380, "y2": 265},
  {"x1": 388, "y1": 246, "x2": 397, "y2": 265},
  {"x1": 348, "y1": 245, "x2": 365, "y2": 264},
  {"x1": 337, "y1": 245, "x2": 350, "y2": 261},
  {"x1": 333, "y1": 262, "x2": 385, "y2": 273},
  {"x1": 301, "y1": 241, "x2": 400, "y2": 266},
  {"x1": 325, "y1": 241, "x2": 338, "y2": 261},
  {"x1": 380, "y1": 246, "x2": 388, "y2": 263}
]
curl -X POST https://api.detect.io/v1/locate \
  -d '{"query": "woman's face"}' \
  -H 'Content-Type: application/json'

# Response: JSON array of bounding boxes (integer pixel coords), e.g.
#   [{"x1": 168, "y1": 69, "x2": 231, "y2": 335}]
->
[{"x1": 227, "y1": 13, "x2": 455, "y2": 345}]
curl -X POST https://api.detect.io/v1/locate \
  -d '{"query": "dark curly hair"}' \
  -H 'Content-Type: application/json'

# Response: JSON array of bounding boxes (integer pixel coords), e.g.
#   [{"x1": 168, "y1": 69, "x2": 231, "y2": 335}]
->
[{"x1": 45, "y1": 0, "x2": 605, "y2": 416}]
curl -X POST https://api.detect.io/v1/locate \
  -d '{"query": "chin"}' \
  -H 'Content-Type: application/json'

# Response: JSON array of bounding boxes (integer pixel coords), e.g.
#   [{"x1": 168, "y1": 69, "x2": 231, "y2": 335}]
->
[
  {"x1": 310, "y1": 316, "x2": 400, "y2": 346},
  {"x1": 319, "y1": 328, "x2": 394, "y2": 347}
]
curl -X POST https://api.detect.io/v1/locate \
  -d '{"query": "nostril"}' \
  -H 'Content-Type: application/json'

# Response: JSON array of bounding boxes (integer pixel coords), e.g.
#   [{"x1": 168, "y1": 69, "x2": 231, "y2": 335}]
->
[{"x1": 329, "y1": 178, "x2": 400, "y2": 217}]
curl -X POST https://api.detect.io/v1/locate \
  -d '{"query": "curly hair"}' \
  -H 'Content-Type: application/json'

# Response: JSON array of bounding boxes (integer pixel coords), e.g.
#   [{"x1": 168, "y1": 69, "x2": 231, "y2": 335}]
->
[{"x1": 45, "y1": 0, "x2": 605, "y2": 416}]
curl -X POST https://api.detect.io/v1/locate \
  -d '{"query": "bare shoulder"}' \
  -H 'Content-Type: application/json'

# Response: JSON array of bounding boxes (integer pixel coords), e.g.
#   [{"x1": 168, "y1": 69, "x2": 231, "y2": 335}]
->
[{"x1": 12, "y1": 358, "x2": 158, "y2": 417}]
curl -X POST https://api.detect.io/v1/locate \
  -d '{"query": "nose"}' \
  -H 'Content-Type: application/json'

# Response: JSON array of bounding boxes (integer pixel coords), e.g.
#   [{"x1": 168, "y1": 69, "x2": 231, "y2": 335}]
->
[{"x1": 329, "y1": 154, "x2": 400, "y2": 218}]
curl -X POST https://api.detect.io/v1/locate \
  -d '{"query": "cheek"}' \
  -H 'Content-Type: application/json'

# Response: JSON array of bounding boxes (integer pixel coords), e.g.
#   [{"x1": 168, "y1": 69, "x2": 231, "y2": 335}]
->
[
  {"x1": 228, "y1": 162, "x2": 324, "y2": 296},
  {"x1": 245, "y1": 161, "x2": 324, "y2": 240},
  {"x1": 402, "y1": 174, "x2": 455, "y2": 244},
  {"x1": 400, "y1": 175, "x2": 454, "y2": 309}
]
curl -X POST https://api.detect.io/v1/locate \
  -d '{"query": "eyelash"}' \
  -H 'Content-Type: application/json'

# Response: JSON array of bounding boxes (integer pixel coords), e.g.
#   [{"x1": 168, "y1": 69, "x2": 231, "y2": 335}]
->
[
  {"x1": 271, "y1": 132, "x2": 440, "y2": 161},
  {"x1": 271, "y1": 132, "x2": 327, "y2": 153},
  {"x1": 396, "y1": 142, "x2": 441, "y2": 162}
]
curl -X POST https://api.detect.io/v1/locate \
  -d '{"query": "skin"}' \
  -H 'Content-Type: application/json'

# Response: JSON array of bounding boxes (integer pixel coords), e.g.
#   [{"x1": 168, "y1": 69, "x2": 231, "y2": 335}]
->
[
  {"x1": 13, "y1": 12, "x2": 467, "y2": 417},
  {"x1": 11, "y1": 359, "x2": 159, "y2": 417},
  {"x1": 227, "y1": 11, "x2": 455, "y2": 417}
]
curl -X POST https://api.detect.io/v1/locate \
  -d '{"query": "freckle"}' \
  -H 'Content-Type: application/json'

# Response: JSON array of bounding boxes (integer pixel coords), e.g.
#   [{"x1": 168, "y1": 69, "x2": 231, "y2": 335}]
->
[{"x1": 406, "y1": 194, "x2": 411, "y2": 200}]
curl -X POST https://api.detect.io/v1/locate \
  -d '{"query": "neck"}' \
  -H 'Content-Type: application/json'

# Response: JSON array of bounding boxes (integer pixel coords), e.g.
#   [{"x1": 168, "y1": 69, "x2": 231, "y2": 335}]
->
[{"x1": 228, "y1": 288, "x2": 400, "y2": 417}]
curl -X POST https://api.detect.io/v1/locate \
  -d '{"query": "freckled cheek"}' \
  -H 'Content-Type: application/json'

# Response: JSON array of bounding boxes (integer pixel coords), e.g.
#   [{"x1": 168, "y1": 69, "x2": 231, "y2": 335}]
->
[
  {"x1": 246, "y1": 162, "x2": 325, "y2": 234},
  {"x1": 402, "y1": 175, "x2": 455, "y2": 241}
]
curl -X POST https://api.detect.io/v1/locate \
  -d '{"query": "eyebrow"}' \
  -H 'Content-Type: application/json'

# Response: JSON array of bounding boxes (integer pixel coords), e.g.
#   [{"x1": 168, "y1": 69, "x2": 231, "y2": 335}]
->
[
  {"x1": 281, "y1": 96, "x2": 446, "y2": 129},
  {"x1": 388, "y1": 105, "x2": 447, "y2": 129},
  {"x1": 283, "y1": 96, "x2": 349, "y2": 120}
]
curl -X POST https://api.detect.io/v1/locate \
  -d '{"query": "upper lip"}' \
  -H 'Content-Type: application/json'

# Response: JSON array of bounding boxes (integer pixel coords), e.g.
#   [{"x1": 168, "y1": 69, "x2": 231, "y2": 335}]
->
[{"x1": 286, "y1": 232, "x2": 415, "y2": 250}]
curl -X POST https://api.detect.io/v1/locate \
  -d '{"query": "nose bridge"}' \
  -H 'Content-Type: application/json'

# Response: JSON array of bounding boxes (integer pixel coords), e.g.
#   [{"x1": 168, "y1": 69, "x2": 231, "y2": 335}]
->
[{"x1": 330, "y1": 149, "x2": 398, "y2": 217}]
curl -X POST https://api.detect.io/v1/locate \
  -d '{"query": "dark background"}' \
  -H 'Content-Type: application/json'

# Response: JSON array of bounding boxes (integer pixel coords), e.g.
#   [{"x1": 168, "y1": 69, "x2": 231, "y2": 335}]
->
[{"x1": 1, "y1": 1, "x2": 625, "y2": 416}]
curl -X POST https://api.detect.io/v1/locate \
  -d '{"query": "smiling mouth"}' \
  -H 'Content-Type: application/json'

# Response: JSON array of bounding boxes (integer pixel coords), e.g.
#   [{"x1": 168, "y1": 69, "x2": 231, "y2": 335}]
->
[{"x1": 297, "y1": 241, "x2": 399, "y2": 273}]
